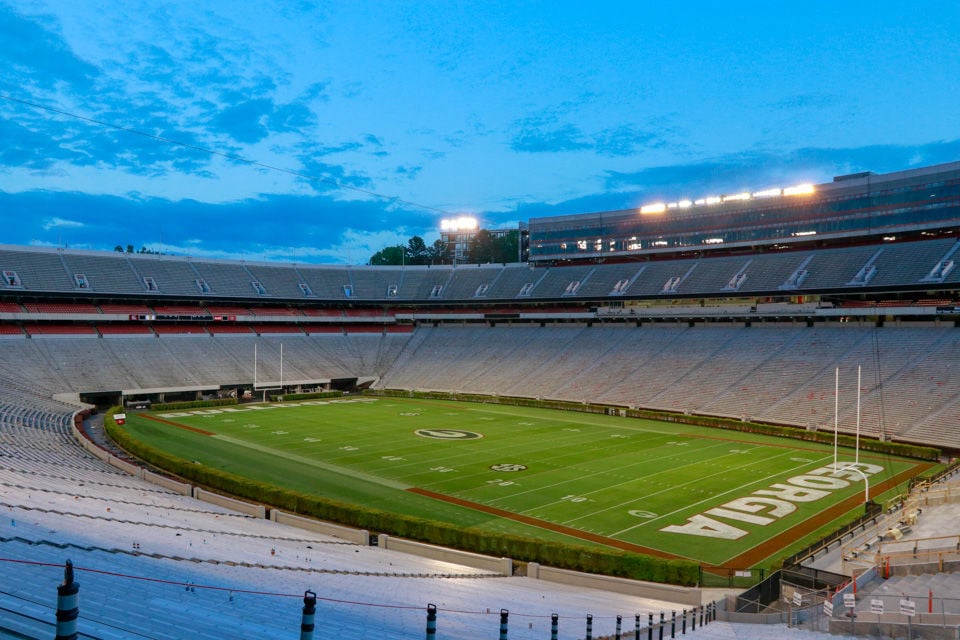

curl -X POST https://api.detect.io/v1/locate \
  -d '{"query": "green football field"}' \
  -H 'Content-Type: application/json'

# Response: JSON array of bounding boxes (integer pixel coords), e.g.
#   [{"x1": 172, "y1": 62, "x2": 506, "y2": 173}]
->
[{"x1": 122, "y1": 396, "x2": 928, "y2": 567}]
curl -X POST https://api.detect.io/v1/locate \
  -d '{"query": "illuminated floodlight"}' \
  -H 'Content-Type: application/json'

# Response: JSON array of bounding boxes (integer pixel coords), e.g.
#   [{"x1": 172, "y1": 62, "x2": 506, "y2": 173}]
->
[
  {"x1": 693, "y1": 198, "x2": 706, "y2": 206},
  {"x1": 652, "y1": 240, "x2": 669, "y2": 247},
  {"x1": 783, "y1": 183, "x2": 815, "y2": 196},
  {"x1": 440, "y1": 216, "x2": 479, "y2": 231},
  {"x1": 640, "y1": 202, "x2": 667, "y2": 214},
  {"x1": 703, "y1": 237, "x2": 725, "y2": 244},
  {"x1": 753, "y1": 187, "x2": 782, "y2": 198},
  {"x1": 678, "y1": 199, "x2": 693, "y2": 208},
  {"x1": 704, "y1": 196, "x2": 722, "y2": 205},
  {"x1": 792, "y1": 230, "x2": 817, "y2": 237},
  {"x1": 667, "y1": 203, "x2": 678, "y2": 209},
  {"x1": 722, "y1": 192, "x2": 751, "y2": 203}
]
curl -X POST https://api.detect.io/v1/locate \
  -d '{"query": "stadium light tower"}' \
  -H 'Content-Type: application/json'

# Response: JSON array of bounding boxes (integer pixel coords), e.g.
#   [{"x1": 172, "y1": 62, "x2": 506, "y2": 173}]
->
[{"x1": 440, "y1": 216, "x2": 479, "y2": 265}]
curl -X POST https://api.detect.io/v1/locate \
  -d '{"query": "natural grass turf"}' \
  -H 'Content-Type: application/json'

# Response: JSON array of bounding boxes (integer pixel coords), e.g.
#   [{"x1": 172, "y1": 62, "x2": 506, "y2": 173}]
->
[{"x1": 122, "y1": 397, "x2": 926, "y2": 566}]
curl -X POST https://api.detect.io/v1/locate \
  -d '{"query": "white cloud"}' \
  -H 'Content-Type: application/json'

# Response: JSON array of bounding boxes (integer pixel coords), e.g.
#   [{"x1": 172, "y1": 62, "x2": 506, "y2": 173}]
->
[
  {"x1": 141, "y1": 227, "x2": 414, "y2": 265},
  {"x1": 42, "y1": 217, "x2": 85, "y2": 230}
]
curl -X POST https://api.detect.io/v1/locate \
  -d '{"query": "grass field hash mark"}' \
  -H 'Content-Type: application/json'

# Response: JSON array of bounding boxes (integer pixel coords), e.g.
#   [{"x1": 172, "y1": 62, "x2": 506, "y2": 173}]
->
[
  {"x1": 407, "y1": 487, "x2": 674, "y2": 559},
  {"x1": 213, "y1": 435, "x2": 411, "y2": 490},
  {"x1": 678, "y1": 431, "x2": 896, "y2": 463},
  {"x1": 556, "y1": 446, "x2": 802, "y2": 529},
  {"x1": 463, "y1": 405, "x2": 680, "y2": 436},
  {"x1": 413, "y1": 428, "x2": 724, "y2": 493},
  {"x1": 483, "y1": 437, "x2": 763, "y2": 508},
  {"x1": 608, "y1": 452, "x2": 836, "y2": 537}
]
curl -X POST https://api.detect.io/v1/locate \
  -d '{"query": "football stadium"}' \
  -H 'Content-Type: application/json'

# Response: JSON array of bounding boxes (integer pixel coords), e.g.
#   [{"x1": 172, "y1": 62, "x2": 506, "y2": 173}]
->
[{"x1": 3, "y1": 160, "x2": 960, "y2": 639}]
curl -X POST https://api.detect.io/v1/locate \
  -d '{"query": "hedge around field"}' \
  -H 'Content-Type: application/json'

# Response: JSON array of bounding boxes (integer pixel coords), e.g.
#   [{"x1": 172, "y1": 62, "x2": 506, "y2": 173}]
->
[
  {"x1": 267, "y1": 390, "x2": 344, "y2": 402},
  {"x1": 150, "y1": 398, "x2": 239, "y2": 411},
  {"x1": 103, "y1": 407, "x2": 699, "y2": 585},
  {"x1": 373, "y1": 389, "x2": 941, "y2": 461}
]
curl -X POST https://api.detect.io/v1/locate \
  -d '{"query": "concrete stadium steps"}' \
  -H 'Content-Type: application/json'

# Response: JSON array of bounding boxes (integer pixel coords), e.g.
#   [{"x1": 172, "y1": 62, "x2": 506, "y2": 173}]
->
[{"x1": 859, "y1": 572, "x2": 960, "y2": 614}]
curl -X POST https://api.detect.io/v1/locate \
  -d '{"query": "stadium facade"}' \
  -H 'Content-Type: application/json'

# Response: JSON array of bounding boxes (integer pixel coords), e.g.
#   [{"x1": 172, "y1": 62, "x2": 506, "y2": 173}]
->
[{"x1": 526, "y1": 160, "x2": 960, "y2": 263}]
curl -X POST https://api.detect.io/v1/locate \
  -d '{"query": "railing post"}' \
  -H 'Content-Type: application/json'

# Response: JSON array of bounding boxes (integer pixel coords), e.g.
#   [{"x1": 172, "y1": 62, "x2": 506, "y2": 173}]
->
[
  {"x1": 635, "y1": 614, "x2": 641, "y2": 640},
  {"x1": 681, "y1": 609, "x2": 687, "y2": 634},
  {"x1": 499, "y1": 608, "x2": 508, "y2": 640},
  {"x1": 299, "y1": 589, "x2": 316, "y2": 640},
  {"x1": 615, "y1": 614, "x2": 622, "y2": 640},
  {"x1": 585, "y1": 614, "x2": 593, "y2": 640},
  {"x1": 671, "y1": 610, "x2": 676, "y2": 638},
  {"x1": 659, "y1": 611, "x2": 664, "y2": 640},
  {"x1": 425, "y1": 603, "x2": 437, "y2": 640},
  {"x1": 55, "y1": 560, "x2": 79, "y2": 640},
  {"x1": 551, "y1": 613, "x2": 559, "y2": 640}
]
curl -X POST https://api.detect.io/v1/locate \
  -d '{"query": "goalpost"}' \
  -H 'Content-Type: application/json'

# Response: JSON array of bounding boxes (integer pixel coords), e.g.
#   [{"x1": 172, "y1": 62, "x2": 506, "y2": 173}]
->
[
  {"x1": 833, "y1": 365, "x2": 869, "y2": 503},
  {"x1": 253, "y1": 342, "x2": 286, "y2": 402}
]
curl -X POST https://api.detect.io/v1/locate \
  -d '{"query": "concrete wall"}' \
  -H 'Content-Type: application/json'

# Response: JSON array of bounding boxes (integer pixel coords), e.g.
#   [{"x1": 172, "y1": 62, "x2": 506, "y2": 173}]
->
[
  {"x1": 143, "y1": 469, "x2": 192, "y2": 495},
  {"x1": 830, "y1": 619, "x2": 960, "y2": 640},
  {"x1": 526, "y1": 563, "x2": 702, "y2": 606},
  {"x1": 718, "y1": 610, "x2": 788, "y2": 624},
  {"x1": 73, "y1": 425, "x2": 111, "y2": 462},
  {"x1": 107, "y1": 455, "x2": 143, "y2": 478},
  {"x1": 192, "y1": 486, "x2": 266, "y2": 518},
  {"x1": 377, "y1": 534, "x2": 512, "y2": 575},
  {"x1": 270, "y1": 510, "x2": 368, "y2": 545}
]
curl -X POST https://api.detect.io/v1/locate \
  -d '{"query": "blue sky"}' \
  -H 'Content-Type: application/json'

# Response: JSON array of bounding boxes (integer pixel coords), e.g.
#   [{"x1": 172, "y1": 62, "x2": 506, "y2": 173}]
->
[{"x1": 1, "y1": 1, "x2": 959, "y2": 264}]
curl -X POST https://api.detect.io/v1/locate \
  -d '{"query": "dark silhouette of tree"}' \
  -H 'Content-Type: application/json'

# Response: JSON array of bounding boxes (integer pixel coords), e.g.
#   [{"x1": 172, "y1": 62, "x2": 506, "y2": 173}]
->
[
  {"x1": 369, "y1": 230, "x2": 519, "y2": 265},
  {"x1": 428, "y1": 239, "x2": 448, "y2": 264},
  {"x1": 368, "y1": 245, "x2": 406, "y2": 265},
  {"x1": 406, "y1": 236, "x2": 429, "y2": 265},
  {"x1": 114, "y1": 244, "x2": 164, "y2": 255},
  {"x1": 466, "y1": 230, "x2": 519, "y2": 264}
]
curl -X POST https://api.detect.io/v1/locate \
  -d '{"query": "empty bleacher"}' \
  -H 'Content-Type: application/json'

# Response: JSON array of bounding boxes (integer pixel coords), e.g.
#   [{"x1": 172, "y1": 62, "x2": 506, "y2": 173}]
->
[
  {"x1": 0, "y1": 239, "x2": 955, "y2": 301},
  {"x1": 61, "y1": 251, "x2": 144, "y2": 294},
  {"x1": 297, "y1": 265, "x2": 355, "y2": 299},
  {"x1": 243, "y1": 262, "x2": 307, "y2": 298},
  {"x1": 127, "y1": 254, "x2": 212, "y2": 296},
  {"x1": 377, "y1": 323, "x2": 960, "y2": 450}
]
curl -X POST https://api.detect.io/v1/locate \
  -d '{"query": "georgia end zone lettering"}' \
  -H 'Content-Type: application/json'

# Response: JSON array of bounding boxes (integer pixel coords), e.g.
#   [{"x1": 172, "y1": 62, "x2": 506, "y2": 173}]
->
[{"x1": 660, "y1": 461, "x2": 884, "y2": 540}]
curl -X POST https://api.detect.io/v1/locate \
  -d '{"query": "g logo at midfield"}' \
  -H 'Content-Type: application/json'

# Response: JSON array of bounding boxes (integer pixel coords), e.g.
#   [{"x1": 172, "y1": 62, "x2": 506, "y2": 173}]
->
[
  {"x1": 414, "y1": 429, "x2": 483, "y2": 440},
  {"x1": 489, "y1": 463, "x2": 527, "y2": 472}
]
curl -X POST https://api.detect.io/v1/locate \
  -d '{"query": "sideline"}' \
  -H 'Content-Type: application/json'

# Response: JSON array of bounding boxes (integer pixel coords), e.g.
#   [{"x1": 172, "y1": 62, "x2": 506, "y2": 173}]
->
[{"x1": 408, "y1": 486, "x2": 677, "y2": 559}]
